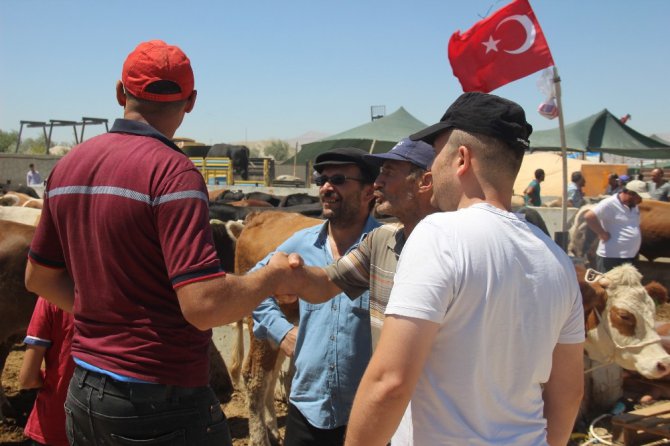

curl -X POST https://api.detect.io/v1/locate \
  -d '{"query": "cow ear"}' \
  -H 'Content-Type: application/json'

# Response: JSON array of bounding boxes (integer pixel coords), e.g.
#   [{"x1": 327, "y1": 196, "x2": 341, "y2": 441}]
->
[
  {"x1": 598, "y1": 277, "x2": 611, "y2": 288},
  {"x1": 645, "y1": 281, "x2": 669, "y2": 306}
]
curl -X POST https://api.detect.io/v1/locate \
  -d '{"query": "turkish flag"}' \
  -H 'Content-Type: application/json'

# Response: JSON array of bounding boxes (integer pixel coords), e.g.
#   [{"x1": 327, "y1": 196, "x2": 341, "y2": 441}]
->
[{"x1": 448, "y1": 0, "x2": 554, "y2": 93}]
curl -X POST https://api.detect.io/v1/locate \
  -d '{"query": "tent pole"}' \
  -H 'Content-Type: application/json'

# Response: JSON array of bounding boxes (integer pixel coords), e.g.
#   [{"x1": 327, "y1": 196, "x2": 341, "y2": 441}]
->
[
  {"x1": 369, "y1": 139, "x2": 377, "y2": 154},
  {"x1": 553, "y1": 66, "x2": 569, "y2": 240},
  {"x1": 293, "y1": 141, "x2": 298, "y2": 177}
]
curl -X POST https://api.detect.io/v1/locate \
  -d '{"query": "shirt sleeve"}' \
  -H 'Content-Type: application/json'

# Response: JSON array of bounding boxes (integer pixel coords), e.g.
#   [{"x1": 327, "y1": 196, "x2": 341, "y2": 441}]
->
[
  {"x1": 153, "y1": 169, "x2": 223, "y2": 287},
  {"x1": 324, "y1": 232, "x2": 373, "y2": 300},
  {"x1": 592, "y1": 198, "x2": 613, "y2": 228},
  {"x1": 24, "y1": 298, "x2": 54, "y2": 348},
  {"x1": 385, "y1": 220, "x2": 455, "y2": 323},
  {"x1": 29, "y1": 179, "x2": 66, "y2": 268},
  {"x1": 558, "y1": 283, "x2": 585, "y2": 344}
]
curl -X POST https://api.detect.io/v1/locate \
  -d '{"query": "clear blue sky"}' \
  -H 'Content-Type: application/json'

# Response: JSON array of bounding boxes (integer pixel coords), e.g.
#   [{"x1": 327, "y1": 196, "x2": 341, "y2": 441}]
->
[{"x1": 2, "y1": 0, "x2": 669, "y2": 146}]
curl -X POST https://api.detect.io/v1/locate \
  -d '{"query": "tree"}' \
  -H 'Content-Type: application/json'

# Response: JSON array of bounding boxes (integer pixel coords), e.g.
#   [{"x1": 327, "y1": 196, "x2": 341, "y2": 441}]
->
[
  {"x1": 263, "y1": 139, "x2": 290, "y2": 162},
  {"x1": 248, "y1": 147, "x2": 261, "y2": 158},
  {"x1": 0, "y1": 129, "x2": 18, "y2": 153}
]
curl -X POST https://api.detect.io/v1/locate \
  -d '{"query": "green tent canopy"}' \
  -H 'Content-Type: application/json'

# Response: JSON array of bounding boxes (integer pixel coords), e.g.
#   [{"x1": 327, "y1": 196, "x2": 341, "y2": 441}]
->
[
  {"x1": 290, "y1": 107, "x2": 427, "y2": 164},
  {"x1": 530, "y1": 109, "x2": 670, "y2": 159}
]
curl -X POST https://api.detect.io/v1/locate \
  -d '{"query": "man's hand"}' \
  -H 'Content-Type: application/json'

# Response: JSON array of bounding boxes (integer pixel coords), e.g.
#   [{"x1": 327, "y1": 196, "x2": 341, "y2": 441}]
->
[
  {"x1": 598, "y1": 231, "x2": 611, "y2": 242},
  {"x1": 269, "y1": 252, "x2": 307, "y2": 296},
  {"x1": 280, "y1": 326, "x2": 298, "y2": 357}
]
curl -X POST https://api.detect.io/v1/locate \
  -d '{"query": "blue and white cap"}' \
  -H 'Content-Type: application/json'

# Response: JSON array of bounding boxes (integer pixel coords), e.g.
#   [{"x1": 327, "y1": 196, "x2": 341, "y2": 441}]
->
[{"x1": 364, "y1": 138, "x2": 435, "y2": 170}]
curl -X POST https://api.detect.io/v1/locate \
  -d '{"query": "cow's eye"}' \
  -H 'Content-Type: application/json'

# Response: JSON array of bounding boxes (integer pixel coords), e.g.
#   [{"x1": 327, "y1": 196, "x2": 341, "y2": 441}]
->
[{"x1": 610, "y1": 307, "x2": 636, "y2": 336}]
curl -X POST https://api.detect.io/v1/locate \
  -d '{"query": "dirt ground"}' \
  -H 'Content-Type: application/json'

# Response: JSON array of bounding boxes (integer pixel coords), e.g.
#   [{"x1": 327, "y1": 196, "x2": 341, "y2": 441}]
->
[{"x1": 0, "y1": 343, "x2": 287, "y2": 446}]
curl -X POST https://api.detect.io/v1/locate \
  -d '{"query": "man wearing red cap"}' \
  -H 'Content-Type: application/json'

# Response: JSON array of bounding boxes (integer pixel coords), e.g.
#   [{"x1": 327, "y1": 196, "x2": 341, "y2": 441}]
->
[{"x1": 25, "y1": 40, "x2": 294, "y2": 445}]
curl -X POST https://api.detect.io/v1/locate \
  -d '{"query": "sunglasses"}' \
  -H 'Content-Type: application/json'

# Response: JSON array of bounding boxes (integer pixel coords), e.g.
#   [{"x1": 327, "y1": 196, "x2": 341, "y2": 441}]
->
[{"x1": 314, "y1": 174, "x2": 364, "y2": 186}]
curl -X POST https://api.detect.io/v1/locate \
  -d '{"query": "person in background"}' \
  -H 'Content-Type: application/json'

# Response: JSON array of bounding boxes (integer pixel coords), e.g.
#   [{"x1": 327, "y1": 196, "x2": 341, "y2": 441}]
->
[
  {"x1": 585, "y1": 179, "x2": 650, "y2": 272},
  {"x1": 649, "y1": 168, "x2": 670, "y2": 201},
  {"x1": 25, "y1": 39, "x2": 296, "y2": 446},
  {"x1": 343, "y1": 92, "x2": 584, "y2": 446},
  {"x1": 567, "y1": 171, "x2": 586, "y2": 208},
  {"x1": 26, "y1": 164, "x2": 42, "y2": 186},
  {"x1": 252, "y1": 147, "x2": 380, "y2": 446},
  {"x1": 19, "y1": 297, "x2": 74, "y2": 446},
  {"x1": 604, "y1": 173, "x2": 621, "y2": 195},
  {"x1": 523, "y1": 168, "x2": 544, "y2": 206}
]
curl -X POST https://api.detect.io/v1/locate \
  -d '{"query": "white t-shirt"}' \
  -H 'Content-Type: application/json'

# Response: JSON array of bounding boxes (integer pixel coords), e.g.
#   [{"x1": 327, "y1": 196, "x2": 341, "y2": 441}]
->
[
  {"x1": 592, "y1": 194, "x2": 641, "y2": 258},
  {"x1": 386, "y1": 203, "x2": 584, "y2": 446}
]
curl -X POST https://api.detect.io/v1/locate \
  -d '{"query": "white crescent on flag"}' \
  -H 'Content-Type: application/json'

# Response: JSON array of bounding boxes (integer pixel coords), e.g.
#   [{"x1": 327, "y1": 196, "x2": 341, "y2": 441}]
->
[{"x1": 496, "y1": 14, "x2": 537, "y2": 54}]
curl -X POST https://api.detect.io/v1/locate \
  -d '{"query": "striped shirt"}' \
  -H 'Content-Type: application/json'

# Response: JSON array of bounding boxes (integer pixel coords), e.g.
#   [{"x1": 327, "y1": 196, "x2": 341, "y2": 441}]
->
[
  {"x1": 29, "y1": 119, "x2": 222, "y2": 386},
  {"x1": 324, "y1": 223, "x2": 405, "y2": 348}
]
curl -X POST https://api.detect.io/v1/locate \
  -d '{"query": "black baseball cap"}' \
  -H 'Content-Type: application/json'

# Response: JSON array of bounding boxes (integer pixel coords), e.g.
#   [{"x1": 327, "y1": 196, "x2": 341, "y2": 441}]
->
[
  {"x1": 313, "y1": 147, "x2": 379, "y2": 183},
  {"x1": 410, "y1": 92, "x2": 533, "y2": 153}
]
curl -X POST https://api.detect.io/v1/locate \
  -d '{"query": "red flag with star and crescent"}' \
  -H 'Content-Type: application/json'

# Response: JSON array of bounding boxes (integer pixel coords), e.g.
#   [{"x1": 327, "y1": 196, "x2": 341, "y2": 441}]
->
[{"x1": 448, "y1": 0, "x2": 554, "y2": 93}]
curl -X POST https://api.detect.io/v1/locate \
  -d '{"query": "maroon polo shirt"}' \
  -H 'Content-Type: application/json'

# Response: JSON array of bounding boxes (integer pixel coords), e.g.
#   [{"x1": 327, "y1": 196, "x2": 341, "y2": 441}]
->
[{"x1": 29, "y1": 119, "x2": 224, "y2": 386}]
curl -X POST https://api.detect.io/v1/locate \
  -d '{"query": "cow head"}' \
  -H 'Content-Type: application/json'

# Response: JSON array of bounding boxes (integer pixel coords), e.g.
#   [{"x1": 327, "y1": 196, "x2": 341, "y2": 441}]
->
[{"x1": 578, "y1": 264, "x2": 670, "y2": 379}]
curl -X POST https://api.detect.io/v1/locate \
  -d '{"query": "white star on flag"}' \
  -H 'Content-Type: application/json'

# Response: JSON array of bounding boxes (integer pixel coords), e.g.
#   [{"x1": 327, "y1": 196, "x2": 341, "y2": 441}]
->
[{"x1": 481, "y1": 35, "x2": 500, "y2": 53}]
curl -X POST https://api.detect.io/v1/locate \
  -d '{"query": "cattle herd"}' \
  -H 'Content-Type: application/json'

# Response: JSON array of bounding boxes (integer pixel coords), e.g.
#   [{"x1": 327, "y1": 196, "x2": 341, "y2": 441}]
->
[{"x1": 1, "y1": 185, "x2": 670, "y2": 445}]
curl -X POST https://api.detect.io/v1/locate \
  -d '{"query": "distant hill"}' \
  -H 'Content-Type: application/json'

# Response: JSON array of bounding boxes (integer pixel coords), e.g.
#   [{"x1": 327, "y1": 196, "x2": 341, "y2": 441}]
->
[{"x1": 233, "y1": 131, "x2": 329, "y2": 158}]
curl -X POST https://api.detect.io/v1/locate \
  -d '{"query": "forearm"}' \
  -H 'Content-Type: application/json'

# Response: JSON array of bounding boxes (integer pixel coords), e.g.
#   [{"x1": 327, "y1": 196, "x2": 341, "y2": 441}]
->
[
  {"x1": 543, "y1": 343, "x2": 584, "y2": 445},
  {"x1": 543, "y1": 385, "x2": 583, "y2": 445},
  {"x1": 294, "y1": 266, "x2": 342, "y2": 304},
  {"x1": 345, "y1": 371, "x2": 412, "y2": 446},
  {"x1": 177, "y1": 265, "x2": 285, "y2": 330},
  {"x1": 19, "y1": 346, "x2": 46, "y2": 389},
  {"x1": 584, "y1": 211, "x2": 608, "y2": 239}
]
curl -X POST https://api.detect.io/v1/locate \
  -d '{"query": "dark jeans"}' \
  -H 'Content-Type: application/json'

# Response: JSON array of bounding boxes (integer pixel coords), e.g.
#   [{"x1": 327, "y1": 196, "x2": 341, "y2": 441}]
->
[
  {"x1": 283, "y1": 403, "x2": 346, "y2": 446},
  {"x1": 596, "y1": 255, "x2": 636, "y2": 273},
  {"x1": 65, "y1": 366, "x2": 232, "y2": 445}
]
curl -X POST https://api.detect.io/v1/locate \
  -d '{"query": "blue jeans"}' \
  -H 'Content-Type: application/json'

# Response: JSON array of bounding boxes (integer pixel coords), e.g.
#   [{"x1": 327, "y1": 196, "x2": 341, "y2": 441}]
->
[{"x1": 65, "y1": 366, "x2": 232, "y2": 445}]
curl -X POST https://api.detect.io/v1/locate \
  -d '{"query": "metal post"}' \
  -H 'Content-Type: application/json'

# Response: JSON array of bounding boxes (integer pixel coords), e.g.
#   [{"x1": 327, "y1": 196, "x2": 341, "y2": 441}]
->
[{"x1": 15, "y1": 122, "x2": 24, "y2": 153}]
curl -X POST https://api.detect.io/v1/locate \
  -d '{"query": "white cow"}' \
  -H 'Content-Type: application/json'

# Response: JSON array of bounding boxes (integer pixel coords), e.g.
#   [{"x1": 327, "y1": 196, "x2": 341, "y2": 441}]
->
[{"x1": 578, "y1": 263, "x2": 670, "y2": 379}]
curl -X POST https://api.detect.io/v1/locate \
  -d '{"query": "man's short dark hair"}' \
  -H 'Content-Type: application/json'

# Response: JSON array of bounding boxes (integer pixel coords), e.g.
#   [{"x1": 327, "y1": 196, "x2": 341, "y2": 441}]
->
[
  {"x1": 571, "y1": 171, "x2": 583, "y2": 183},
  {"x1": 535, "y1": 168, "x2": 545, "y2": 179}
]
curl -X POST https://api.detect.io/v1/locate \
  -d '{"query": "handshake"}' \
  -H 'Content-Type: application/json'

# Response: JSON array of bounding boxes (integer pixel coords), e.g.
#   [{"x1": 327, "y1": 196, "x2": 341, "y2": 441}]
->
[{"x1": 266, "y1": 252, "x2": 307, "y2": 305}]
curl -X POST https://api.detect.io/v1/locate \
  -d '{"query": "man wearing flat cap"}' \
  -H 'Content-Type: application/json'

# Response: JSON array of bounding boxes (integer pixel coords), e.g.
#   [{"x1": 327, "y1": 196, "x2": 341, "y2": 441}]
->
[
  {"x1": 25, "y1": 40, "x2": 300, "y2": 445},
  {"x1": 345, "y1": 92, "x2": 584, "y2": 446},
  {"x1": 271, "y1": 138, "x2": 437, "y2": 349},
  {"x1": 252, "y1": 147, "x2": 380, "y2": 445}
]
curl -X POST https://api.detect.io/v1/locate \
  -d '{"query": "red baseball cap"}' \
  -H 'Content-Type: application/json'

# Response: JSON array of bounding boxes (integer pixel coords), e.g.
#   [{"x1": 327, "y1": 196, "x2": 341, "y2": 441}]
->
[{"x1": 122, "y1": 40, "x2": 194, "y2": 102}]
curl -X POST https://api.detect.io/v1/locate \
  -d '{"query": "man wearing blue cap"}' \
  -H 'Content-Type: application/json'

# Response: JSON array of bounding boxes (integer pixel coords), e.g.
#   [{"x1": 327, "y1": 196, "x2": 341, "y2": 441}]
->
[{"x1": 274, "y1": 137, "x2": 437, "y2": 348}]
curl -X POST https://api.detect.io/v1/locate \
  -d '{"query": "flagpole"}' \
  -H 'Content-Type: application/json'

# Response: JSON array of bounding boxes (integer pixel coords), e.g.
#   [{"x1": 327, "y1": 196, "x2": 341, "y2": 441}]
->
[{"x1": 553, "y1": 66, "x2": 569, "y2": 242}]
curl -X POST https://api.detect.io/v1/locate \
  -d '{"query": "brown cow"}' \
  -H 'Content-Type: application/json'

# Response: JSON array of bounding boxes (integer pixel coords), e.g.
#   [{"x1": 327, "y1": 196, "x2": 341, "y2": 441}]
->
[
  {"x1": 230, "y1": 211, "x2": 321, "y2": 446},
  {"x1": 0, "y1": 218, "x2": 239, "y2": 419},
  {"x1": 638, "y1": 200, "x2": 670, "y2": 262},
  {"x1": 1, "y1": 192, "x2": 34, "y2": 206},
  {"x1": 0, "y1": 220, "x2": 38, "y2": 418}
]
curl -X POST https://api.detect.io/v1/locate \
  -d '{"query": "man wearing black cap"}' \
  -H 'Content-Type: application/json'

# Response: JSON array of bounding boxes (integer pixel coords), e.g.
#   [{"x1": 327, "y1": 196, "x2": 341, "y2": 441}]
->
[
  {"x1": 252, "y1": 147, "x2": 380, "y2": 445},
  {"x1": 345, "y1": 93, "x2": 584, "y2": 446},
  {"x1": 273, "y1": 138, "x2": 437, "y2": 351}
]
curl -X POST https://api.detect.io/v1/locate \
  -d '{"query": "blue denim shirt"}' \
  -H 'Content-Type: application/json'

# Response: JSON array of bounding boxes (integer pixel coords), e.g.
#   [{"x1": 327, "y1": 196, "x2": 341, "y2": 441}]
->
[{"x1": 252, "y1": 215, "x2": 379, "y2": 429}]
